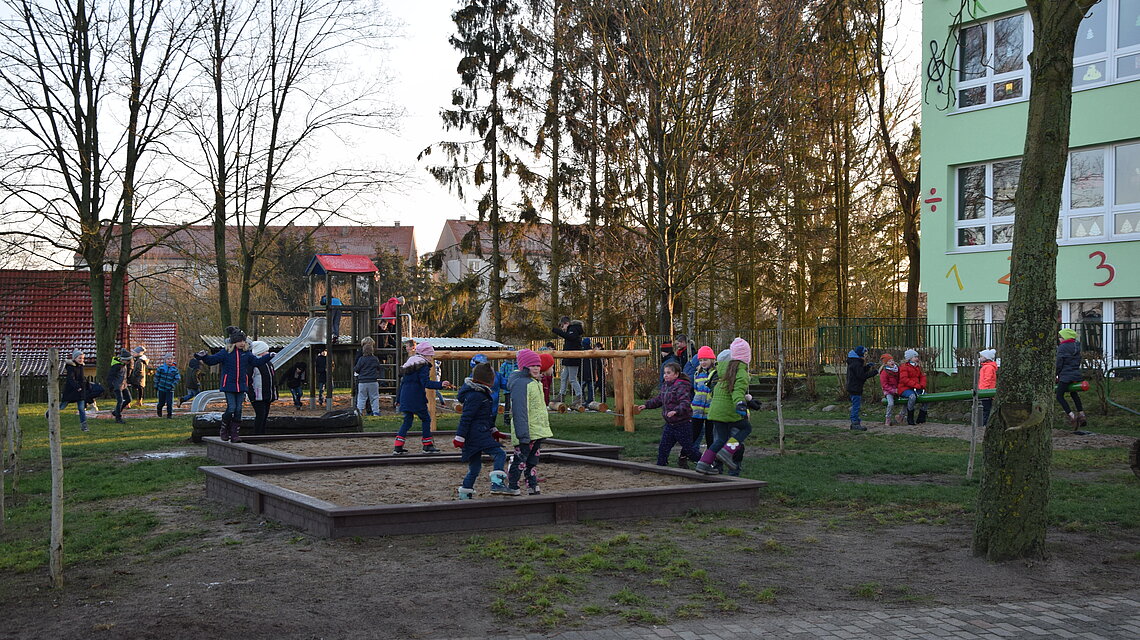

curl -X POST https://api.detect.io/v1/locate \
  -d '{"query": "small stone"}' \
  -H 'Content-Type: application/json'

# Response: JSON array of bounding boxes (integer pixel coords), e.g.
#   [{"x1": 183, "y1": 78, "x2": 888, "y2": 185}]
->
[{"x1": 822, "y1": 404, "x2": 838, "y2": 412}]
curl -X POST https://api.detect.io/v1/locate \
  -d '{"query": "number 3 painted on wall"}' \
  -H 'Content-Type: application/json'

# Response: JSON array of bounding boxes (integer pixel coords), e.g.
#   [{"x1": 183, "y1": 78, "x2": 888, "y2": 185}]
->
[{"x1": 1089, "y1": 251, "x2": 1115, "y2": 287}]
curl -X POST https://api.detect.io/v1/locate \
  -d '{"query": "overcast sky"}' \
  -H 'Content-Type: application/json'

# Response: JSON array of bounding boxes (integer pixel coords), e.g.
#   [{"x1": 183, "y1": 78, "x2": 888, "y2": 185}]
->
[{"x1": 373, "y1": 0, "x2": 922, "y2": 257}]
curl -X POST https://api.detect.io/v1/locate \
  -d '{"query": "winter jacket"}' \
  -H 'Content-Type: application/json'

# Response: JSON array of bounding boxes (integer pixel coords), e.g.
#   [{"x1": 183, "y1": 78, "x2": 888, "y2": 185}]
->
[
  {"x1": 62, "y1": 359, "x2": 89, "y2": 403},
  {"x1": 898, "y1": 362, "x2": 927, "y2": 395},
  {"x1": 184, "y1": 361, "x2": 202, "y2": 390},
  {"x1": 879, "y1": 365, "x2": 900, "y2": 396},
  {"x1": 249, "y1": 361, "x2": 278, "y2": 403},
  {"x1": 680, "y1": 350, "x2": 699, "y2": 380},
  {"x1": 354, "y1": 354, "x2": 382, "y2": 383},
  {"x1": 455, "y1": 380, "x2": 501, "y2": 461},
  {"x1": 199, "y1": 348, "x2": 274, "y2": 393},
  {"x1": 397, "y1": 360, "x2": 444, "y2": 413},
  {"x1": 106, "y1": 356, "x2": 131, "y2": 391},
  {"x1": 507, "y1": 369, "x2": 553, "y2": 444},
  {"x1": 644, "y1": 375, "x2": 694, "y2": 424},
  {"x1": 379, "y1": 296, "x2": 399, "y2": 322},
  {"x1": 978, "y1": 360, "x2": 998, "y2": 390},
  {"x1": 691, "y1": 366, "x2": 715, "y2": 418},
  {"x1": 315, "y1": 353, "x2": 327, "y2": 382},
  {"x1": 1055, "y1": 339, "x2": 1082, "y2": 383},
  {"x1": 153, "y1": 363, "x2": 182, "y2": 392},
  {"x1": 285, "y1": 363, "x2": 307, "y2": 389},
  {"x1": 552, "y1": 320, "x2": 585, "y2": 367},
  {"x1": 707, "y1": 360, "x2": 751, "y2": 423},
  {"x1": 128, "y1": 356, "x2": 148, "y2": 386},
  {"x1": 845, "y1": 352, "x2": 879, "y2": 395}
]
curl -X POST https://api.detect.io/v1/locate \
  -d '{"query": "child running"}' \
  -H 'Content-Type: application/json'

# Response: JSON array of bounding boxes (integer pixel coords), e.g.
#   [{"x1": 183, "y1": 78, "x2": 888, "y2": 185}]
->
[
  {"x1": 695, "y1": 338, "x2": 753, "y2": 476},
  {"x1": 898, "y1": 349, "x2": 928, "y2": 425},
  {"x1": 453, "y1": 363, "x2": 512, "y2": 499},
  {"x1": 394, "y1": 341, "x2": 452, "y2": 454},
  {"x1": 879, "y1": 353, "x2": 901, "y2": 426},
  {"x1": 689, "y1": 346, "x2": 717, "y2": 455},
  {"x1": 638, "y1": 362, "x2": 700, "y2": 468},
  {"x1": 506, "y1": 349, "x2": 553, "y2": 495}
]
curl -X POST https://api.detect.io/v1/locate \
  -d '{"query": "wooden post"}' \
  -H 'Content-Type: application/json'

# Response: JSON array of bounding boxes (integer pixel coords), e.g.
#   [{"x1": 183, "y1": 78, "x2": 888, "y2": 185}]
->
[
  {"x1": 46, "y1": 349, "x2": 64, "y2": 588},
  {"x1": 621, "y1": 354, "x2": 636, "y2": 432},
  {"x1": 0, "y1": 373, "x2": 6, "y2": 533},
  {"x1": 611, "y1": 356, "x2": 624, "y2": 428},
  {"x1": 5, "y1": 338, "x2": 20, "y2": 494},
  {"x1": 776, "y1": 308, "x2": 786, "y2": 454}
]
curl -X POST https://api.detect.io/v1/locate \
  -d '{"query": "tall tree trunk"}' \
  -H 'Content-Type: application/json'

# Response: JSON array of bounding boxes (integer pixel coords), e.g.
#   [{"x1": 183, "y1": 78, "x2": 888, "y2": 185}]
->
[
  {"x1": 547, "y1": 0, "x2": 563, "y2": 323},
  {"x1": 972, "y1": 0, "x2": 1092, "y2": 562},
  {"x1": 211, "y1": 0, "x2": 232, "y2": 327}
]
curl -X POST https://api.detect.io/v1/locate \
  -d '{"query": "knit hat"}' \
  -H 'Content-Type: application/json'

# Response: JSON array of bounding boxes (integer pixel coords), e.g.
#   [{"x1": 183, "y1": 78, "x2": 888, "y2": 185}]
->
[
  {"x1": 979, "y1": 348, "x2": 996, "y2": 361},
  {"x1": 250, "y1": 341, "x2": 270, "y2": 355},
  {"x1": 717, "y1": 349, "x2": 731, "y2": 362},
  {"x1": 660, "y1": 342, "x2": 673, "y2": 354},
  {"x1": 539, "y1": 352, "x2": 555, "y2": 372},
  {"x1": 415, "y1": 341, "x2": 435, "y2": 357},
  {"x1": 470, "y1": 353, "x2": 489, "y2": 368},
  {"x1": 71, "y1": 349, "x2": 83, "y2": 359},
  {"x1": 729, "y1": 337, "x2": 751, "y2": 364},
  {"x1": 164, "y1": 352, "x2": 175, "y2": 361},
  {"x1": 1058, "y1": 328, "x2": 1078, "y2": 340},
  {"x1": 472, "y1": 362, "x2": 495, "y2": 385},
  {"x1": 516, "y1": 348, "x2": 541, "y2": 369},
  {"x1": 119, "y1": 348, "x2": 131, "y2": 359},
  {"x1": 229, "y1": 331, "x2": 247, "y2": 344},
  {"x1": 853, "y1": 345, "x2": 866, "y2": 357},
  {"x1": 880, "y1": 353, "x2": 893, "y2": 362},
  {"x1": 132, "y1": 345, "x2": 146, "y2": 355},
  {"x1": 696, "y1": 345, "x2": 715, "y2": 359},
  {"x1": 904, "y1": 348, "x2": 919, "y2": 360}
]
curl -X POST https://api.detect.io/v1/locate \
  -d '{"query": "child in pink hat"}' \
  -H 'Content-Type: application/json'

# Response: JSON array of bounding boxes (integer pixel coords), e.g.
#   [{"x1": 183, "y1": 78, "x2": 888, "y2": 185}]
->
[{"x1": 695, "y1": 338, "x2": 754, "y2": 476}]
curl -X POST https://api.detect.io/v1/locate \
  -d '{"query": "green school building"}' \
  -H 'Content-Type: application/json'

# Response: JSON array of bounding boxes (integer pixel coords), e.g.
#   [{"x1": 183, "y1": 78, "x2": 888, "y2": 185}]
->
[{"x1": 920, "y1": 0, "x2": 1140, "y2": 364}]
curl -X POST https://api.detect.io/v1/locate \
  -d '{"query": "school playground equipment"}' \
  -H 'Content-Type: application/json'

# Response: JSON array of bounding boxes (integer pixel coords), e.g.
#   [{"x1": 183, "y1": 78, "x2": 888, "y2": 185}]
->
[{"x1": 882, "y1": 381, "x2": 1090, "y2": 404}]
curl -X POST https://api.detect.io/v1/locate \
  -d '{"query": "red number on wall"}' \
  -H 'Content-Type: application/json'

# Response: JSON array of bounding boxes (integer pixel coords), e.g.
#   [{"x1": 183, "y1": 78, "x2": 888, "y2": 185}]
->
[{"x1": 1089, "y1": 251, "x2": 1115, "y2": 287}]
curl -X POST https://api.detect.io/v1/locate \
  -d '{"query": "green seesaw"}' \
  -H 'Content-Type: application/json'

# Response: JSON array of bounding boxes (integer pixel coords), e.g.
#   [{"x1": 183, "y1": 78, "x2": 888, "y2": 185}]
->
[{"x1": 882, "y1": 381, "x2": 1089, "y2": 404}]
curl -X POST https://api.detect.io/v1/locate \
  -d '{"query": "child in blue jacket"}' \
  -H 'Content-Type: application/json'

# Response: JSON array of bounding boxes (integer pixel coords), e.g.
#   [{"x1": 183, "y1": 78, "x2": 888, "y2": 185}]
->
[
  {"x1": 153, "y1": 353, "x2": 182, "y2": 419},
  {"x1": 453, "y1": 363, "x2": 512, "y2": 498},
  {"x1": 394, "y1": 341, "x2": 452, "y2": 454},
  {"x1": 195, "y1": 330, "x2": 273, "y2": 442}
]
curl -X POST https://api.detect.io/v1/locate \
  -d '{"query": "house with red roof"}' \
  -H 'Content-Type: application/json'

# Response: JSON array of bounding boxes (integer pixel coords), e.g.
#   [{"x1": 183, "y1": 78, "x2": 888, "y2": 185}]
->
[{"x1": 0, "y1": 270, "x2": 129, "y2": 376}]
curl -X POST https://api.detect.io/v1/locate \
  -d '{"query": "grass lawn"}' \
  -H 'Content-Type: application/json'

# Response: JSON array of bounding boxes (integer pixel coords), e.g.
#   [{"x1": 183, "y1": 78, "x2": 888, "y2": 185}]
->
[{"x1": 1, "y1": 371, "x2": 1138, "y2": 574}]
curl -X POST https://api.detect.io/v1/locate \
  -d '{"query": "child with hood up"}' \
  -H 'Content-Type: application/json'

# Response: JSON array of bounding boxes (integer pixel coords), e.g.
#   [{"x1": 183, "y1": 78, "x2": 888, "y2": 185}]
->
[
  {"x1": 638, "y1": 361, "x2": 700, "y2": 468},
  {"x1": 898, "y1": 349, "x2": 928, "y2": 425},
  {"x1": 453, "y1": 363, "x2": 512, "y2": 499},
  {"x1": 879, "y1": 353, "x2": 902, "y2": 426},
  {"x1": 506, "y1": 349, "x2": 554, "y2": 495},
  {"x1": 977, "y1": 349, "x2": 998, "y2": 426},
  {"x1": 394, "y1": 341, "x2": 452, "y2": 454},
  {"x1": 845, "y1": 346, "x2": 880, "y2": 431}
]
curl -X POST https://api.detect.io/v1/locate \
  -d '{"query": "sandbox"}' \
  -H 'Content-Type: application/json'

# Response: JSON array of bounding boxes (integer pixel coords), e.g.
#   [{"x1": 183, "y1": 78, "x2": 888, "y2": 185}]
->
[
  {"x1": 199, "y1": 453, "x2": 765, "y2": 537},
  {"x1": 205, "y1": 431, "x2": 623, "y2": 465}
]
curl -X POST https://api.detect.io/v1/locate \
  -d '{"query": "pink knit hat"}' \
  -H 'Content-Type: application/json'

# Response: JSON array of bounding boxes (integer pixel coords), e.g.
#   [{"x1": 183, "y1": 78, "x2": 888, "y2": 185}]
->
[
  {"x1": 414, "y1": 341, "x2": 435, "y2": 357},
  {"x1": 696, "y1": 345, "x2": 715, "y2": 359},
  {"x1": 729, "y1": 337, "x2": 751, "y2": 364},
  {"x1": 516, "y1": 348, "x2": 541, "y2": 369}
]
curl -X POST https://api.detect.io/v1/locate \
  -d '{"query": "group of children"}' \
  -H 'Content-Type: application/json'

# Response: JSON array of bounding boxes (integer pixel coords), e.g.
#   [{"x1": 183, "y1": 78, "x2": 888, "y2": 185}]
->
[{"x1": 845, "y1": 327, "x2": 1088, "y2": 433}]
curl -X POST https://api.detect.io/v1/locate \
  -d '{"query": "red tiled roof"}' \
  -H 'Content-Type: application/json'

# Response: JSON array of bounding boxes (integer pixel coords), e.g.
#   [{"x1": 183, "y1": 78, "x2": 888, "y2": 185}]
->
[
  {"x1": 306, "y1": 254, "x2": 380, "y2": 275},
  {"x1": 129, "y1": 323, "x2": 178, "y2": 359},
  {"x1": 91, "y1": 224, "x2": 418, "y2": 266},
  {"x1": 0, "y1": 270, "x2": 130, "y2": 376}
]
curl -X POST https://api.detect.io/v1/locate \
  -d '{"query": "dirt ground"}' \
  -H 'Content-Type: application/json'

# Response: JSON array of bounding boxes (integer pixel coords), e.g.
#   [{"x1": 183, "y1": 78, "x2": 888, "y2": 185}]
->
[{"x1": 3, "y1": 426, "x2": 1139, "y2": 639}]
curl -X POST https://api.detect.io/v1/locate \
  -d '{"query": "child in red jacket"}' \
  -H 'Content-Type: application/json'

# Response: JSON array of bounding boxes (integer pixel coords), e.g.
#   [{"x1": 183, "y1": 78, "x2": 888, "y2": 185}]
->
[
  {"x1": 898, "y1": 349, "x2": 928, "y2": 425},
  {"x1": 879, "y1": 353, "x2": 902, "y2": 426},
  {"x1": 977, "y1": 349, "x2": 998, "y2": 426}
]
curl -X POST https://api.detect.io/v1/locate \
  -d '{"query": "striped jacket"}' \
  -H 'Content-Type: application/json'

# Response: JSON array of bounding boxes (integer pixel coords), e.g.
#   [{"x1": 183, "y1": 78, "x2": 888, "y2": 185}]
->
[
  {"x1": 153, "y1": 363, "x2": 182, "y2": 392},
  {"x1": 691, "y1": 366, "x2": 715, "y2": 419}
]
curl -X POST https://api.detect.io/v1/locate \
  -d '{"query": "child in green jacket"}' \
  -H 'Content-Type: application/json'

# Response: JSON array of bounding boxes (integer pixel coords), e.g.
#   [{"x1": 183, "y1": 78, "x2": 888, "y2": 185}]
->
[
  {"x1": 695, "y1": 338, "x2": 753, "y2": 476},
  {"x1": 506, "y1": 349, "x2": 554, "y2": 495}
]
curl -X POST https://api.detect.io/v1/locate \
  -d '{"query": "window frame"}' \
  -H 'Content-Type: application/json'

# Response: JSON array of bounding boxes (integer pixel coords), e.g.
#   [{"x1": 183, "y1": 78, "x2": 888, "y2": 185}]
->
[
  {"x1": 1072, "y1": 0, "x2": 1140, "y2": 91},
  {"x1": 955, "y1": 11, "x2": 1033, "y2": 112}
]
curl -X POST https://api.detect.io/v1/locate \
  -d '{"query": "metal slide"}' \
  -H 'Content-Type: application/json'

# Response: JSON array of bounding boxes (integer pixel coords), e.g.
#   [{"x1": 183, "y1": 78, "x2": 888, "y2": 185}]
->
[{"x1": 190, "y1": 317, "x2": 327, "y2": 412}]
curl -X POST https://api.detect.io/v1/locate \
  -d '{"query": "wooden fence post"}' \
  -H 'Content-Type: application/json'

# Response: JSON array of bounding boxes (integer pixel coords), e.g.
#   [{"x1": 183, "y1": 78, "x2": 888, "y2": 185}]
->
[
  {"x1": 5, "y1": 338, "x2": 20, "y2": 494},
  {"x1": 47, "y1": 348, "x2": 64, "y2": 588},
  {"x1": 621, "y1": 354, "x2": 635, "y2": 432},
  {"x1": 776, "y1": 309, "x2": 786, "y2": 455},
  {"x1": 1, "y1": 373, "x2": 6, "y2": 534},
  {"x1": 611, "y1": 357, "x2": 625, "y2": 429}
]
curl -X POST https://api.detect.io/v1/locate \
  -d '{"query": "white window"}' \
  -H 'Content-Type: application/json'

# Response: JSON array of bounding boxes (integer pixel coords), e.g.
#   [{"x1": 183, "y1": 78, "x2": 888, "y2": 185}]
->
[
  {"x1": 956, "y1": 12, "x2": 1031, "y2": 109},
  {"x1": 1073, "y1": 0, "x2": 1140, "y2": 89},
  {"x1": 954, "y1": 139, "x2": 1140, "y2": 249}
]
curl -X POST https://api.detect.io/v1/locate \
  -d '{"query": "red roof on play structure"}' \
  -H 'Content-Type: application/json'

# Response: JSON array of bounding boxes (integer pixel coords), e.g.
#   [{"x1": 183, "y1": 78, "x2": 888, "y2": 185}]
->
[
  {"x1": 0, "y1": 270, "x2": 130, "y2": 376},
  {"x1": 305, "y1": 254, "x2": 379, "y2": 275}
]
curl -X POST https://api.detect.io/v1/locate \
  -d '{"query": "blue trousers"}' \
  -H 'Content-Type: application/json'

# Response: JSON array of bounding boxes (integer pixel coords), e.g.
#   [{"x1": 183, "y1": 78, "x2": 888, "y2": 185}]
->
[
  {"x1": 156, "y1": 390, "x2": 174, "y2": 417},
  {"x1": 849, "y1": 394, "x2": 863, "y2": 425},
  {"x1": 657, "y1": 420, "x2": 700, "y2": 465},
  {"x1": 59, "y1": 400, "x2": 87, "y2": 428},
  {"x1": 180, "y1": 388, "x2": 199, "y2": 404},
  {"x1": 462, "y1": 446, "x2": 507, "y2": 489},
  {"x1": 398, "y1": 408, "x2": 432, "y2": 438},
  {"x1": 708, "y1": 418, "x2": 752, "y2": 454},
  {"x1": 223, "y1": 391, "x2": 245, "y2": 422}
]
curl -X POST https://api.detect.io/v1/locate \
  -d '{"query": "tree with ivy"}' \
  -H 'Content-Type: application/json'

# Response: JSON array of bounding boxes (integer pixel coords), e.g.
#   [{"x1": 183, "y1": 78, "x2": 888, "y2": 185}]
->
[{"x1": 972, "y1": 0, "x2": 1100, "y2": 562}]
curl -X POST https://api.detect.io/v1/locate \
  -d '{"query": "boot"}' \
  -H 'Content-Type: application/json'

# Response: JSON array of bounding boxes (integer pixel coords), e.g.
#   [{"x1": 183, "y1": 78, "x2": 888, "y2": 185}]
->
[
  {"x1": 1077, "y1": 411, "x2": 1087, "y2": 427},
  {"x1": 916, "y1": 408, "x2": 927, "y2": 424},
  {"x1": 457, "y1": 487, "x2": 475, "y2": 500},
  {"x1": 489, "y1": 471, "x2": 511, "y2": 494},
  {"x1": 229, "y1": 419, "x2": 243, "y2": 443},
  {"x1": 716, "y1": 439, "x2": 741, "y2": 470},
  {"x1": 219, "y1": 420, "x2": 231, "y2": 442},
  {"x1": 1067, "y1": 412, "x2": 1078, "y2": 429},
  {"x1": 694, "y1": 449, "x2": 720, "y2": 475},
  {"x1": 906, "y1": 410, "x2": 915, "y2": 426}
]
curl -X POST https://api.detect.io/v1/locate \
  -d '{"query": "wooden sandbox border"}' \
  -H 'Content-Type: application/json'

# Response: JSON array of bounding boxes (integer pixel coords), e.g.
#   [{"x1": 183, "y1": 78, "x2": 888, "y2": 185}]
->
[
  {"x1": 204, "y1": 431, "x2": 623, "y2": 465},
  {"x1": 199, "y1": 452, "x2": 765, "y2": 538}
]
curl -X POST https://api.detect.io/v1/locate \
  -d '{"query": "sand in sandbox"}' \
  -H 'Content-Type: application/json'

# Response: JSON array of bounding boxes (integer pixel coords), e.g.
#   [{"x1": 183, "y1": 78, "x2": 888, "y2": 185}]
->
[
  {"x1": 254, "y1": 462, "x2": 704, "y2": 505},
  {"x1": 260, "y1": 437, "x2": 575, "y2": 457}
]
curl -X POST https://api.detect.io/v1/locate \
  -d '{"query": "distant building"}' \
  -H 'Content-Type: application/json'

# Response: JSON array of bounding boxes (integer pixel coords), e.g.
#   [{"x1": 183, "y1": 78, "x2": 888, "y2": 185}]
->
[{"x1": 0, "y1": 270, "x2": 129, "y2": 376}]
